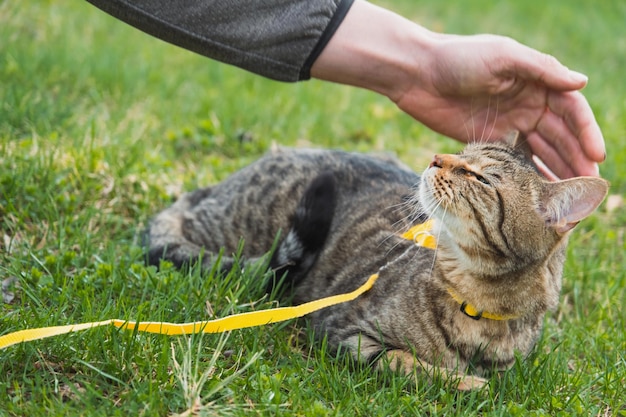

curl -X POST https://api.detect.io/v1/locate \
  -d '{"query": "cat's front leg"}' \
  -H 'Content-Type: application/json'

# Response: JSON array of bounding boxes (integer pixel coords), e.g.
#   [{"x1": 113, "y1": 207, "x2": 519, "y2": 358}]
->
[{"x1": 381, "y1": 349, "x2": 488, "y2": 391}]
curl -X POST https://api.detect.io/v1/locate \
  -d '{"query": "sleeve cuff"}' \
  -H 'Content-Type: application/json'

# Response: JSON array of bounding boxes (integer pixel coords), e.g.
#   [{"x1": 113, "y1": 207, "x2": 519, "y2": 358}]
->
[{"x1": 298, "y1": 0, "x2": 355, "y2": 81}]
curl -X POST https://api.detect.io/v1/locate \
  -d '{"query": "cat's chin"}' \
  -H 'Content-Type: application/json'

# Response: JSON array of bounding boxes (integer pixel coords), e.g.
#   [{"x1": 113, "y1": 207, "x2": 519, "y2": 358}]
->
[
  {"x1": 417, "y1": 172, "x2": 439, "y2": 219},
  {"x1": 418, "y1": 174, "x2": 456, "y2": 229}
]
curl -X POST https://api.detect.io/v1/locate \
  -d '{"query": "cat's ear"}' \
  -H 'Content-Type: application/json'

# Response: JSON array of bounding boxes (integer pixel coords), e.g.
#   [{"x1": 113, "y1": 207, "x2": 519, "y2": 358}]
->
[
  {"x1": 502, "y1": 130, "x2": 533, "y2": 161},
  {"x1": 539, "y1": 177, "x2": 609, "y2": 233},
  {"x1": 501, "y1": 130, "x2": 521, "y2": 147}
]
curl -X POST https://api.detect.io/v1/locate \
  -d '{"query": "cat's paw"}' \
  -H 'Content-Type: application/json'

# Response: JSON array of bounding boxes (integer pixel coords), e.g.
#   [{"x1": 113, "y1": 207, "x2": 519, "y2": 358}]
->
[
  {"x1": 382, "y1": 349, "x2": 489, "y2": 391},
  {"x1": 455, "y1": 375, "x2": 488, "y2": 391}
]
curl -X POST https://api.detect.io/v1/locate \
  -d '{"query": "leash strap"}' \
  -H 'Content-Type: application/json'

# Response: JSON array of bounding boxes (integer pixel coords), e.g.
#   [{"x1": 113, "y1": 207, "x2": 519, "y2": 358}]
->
[
  {"x1": 0, "y1": 273, "x2": 379, "y2": 350},
  {"x1": 0, "y1": 220, "x2": 436, "y2": 350}
]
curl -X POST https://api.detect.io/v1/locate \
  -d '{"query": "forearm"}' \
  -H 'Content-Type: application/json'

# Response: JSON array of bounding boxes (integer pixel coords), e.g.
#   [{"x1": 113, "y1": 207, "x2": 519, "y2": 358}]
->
[
  {"x1": 85, "y1": 0, "x2": 355, "y2": 82},
  {"x1": 311, "y1": 0, "x2": 438, "y2": 102}
]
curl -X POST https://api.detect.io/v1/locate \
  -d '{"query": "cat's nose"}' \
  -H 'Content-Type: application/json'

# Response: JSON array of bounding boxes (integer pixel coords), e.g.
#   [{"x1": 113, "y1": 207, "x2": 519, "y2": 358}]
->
[
  {"x1": 430, "y1": 154, "x2": 455, "y2": 169},
  {"x1": 430, "y1": 155, "x2": 443, "y2": 168}
]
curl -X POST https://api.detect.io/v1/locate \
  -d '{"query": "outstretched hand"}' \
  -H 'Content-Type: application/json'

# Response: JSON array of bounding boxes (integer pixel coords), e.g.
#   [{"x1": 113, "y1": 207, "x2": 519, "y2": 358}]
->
[
  {"x1": 394, "y1": 34, "x2": 605, "y2": 179},
  {"x1": 311, "y1": 0, "x2": 605, "y2": 179}
]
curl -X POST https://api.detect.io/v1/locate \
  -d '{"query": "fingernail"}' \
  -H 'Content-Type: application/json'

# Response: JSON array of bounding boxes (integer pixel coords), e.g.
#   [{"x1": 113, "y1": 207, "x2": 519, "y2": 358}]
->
[
  {"x1": 570, "y1": 70, "x2": 588, "y2": 84},
  {"x1": 602, "y1": 151, "x2": 607, "y2": 162},
  {"x1": 592, "y1": 162, "x2": 600, "y2": 176}
]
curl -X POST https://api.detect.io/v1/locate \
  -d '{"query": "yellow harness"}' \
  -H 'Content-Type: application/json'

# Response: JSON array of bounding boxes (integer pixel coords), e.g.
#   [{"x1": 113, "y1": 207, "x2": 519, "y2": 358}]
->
[{"x1": 401, "y1": 219, "x2": 516, "y2": 321}]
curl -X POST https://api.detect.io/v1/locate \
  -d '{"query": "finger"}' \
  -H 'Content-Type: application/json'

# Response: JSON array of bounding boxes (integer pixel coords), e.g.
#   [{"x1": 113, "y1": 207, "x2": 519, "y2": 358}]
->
[
  {"x1": 532, "y1": 154, "x2": 561, "y2": 182},
  {"x1": 534, "y1": 111, "x2": 600, "y2": 177},
  {"x1": 526, "y1": 131, "x2": 576, "y2": 179},
  {"x1": 547, "y1": 90, "x2": 606, "y2": 163},
  {"x1": 502, "y1": 38, "x2": 588, "y2": 91}
]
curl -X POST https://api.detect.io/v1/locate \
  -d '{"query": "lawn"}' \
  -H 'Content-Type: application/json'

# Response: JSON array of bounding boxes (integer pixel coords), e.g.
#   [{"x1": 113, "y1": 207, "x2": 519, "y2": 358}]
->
[{"x1": 1, "y1": 0, "x2": 624, "y2": 416}]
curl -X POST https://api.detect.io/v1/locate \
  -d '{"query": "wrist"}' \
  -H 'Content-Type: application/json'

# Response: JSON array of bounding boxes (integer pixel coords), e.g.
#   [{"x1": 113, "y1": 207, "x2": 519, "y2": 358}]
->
[{"x1": 310, "y1": 0, "x2": 437, "y2": 102}]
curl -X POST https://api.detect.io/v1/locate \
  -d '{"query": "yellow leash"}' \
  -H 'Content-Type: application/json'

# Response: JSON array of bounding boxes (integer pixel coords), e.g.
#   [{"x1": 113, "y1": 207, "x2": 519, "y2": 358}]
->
[
  {"x1": 0, "y1": 221, "x2": 436, "y2": 350},
  {"x1": 0, "y1": 273, "x2": 379, "y2": 350}
]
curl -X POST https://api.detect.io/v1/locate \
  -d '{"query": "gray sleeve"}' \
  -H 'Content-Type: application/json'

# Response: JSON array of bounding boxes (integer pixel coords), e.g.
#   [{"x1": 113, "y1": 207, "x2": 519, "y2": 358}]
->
[{"x1": 85, "y1": 0, "x2": 355, "y2": 82}]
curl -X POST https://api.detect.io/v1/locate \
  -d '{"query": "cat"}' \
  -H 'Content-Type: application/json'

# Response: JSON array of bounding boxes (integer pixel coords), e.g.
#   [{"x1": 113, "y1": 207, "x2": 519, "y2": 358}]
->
[{"x1": 145, "y1": 132, "x2": 608, "y2": 390}]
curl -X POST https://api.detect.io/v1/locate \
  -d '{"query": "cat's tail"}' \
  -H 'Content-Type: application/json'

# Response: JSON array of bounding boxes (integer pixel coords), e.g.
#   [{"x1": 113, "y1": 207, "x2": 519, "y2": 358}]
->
[{"x1": 268, "y1": 171, "x2": 337, "y2": 294}]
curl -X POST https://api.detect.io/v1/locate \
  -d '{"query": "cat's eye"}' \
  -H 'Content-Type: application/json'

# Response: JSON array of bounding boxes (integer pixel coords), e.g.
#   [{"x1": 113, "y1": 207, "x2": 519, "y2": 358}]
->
[
  {"x1": 458, "y1": 167, "x2": 490, "y2": 185},
  {"x1": 475, "y1": 174, "x2": 490, "y2": 185}
]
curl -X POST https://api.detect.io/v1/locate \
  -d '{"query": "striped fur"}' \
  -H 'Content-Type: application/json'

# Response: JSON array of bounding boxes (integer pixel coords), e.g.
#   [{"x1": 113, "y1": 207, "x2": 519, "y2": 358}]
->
[{"x1": 146, "y1": 135, "x2": 608, "y2": 389}]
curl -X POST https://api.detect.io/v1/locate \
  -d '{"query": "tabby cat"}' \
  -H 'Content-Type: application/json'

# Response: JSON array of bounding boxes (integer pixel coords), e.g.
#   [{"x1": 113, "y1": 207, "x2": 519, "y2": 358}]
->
[{"x1": 146, "y1": 132, "x2": 608, "y2": 389}]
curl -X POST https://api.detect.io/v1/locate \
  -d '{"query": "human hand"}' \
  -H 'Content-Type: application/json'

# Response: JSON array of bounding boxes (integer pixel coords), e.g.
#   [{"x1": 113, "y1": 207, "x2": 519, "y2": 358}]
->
[
  {"x1": 311, "y1": 0, "x2": 605, "y2": 179},
  {"x1": 393, "y1": 33, "x2": 605, "y2": 179}
]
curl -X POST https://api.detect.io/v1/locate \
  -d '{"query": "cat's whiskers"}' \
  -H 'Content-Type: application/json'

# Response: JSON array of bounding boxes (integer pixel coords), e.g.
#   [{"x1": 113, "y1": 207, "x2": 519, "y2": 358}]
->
[
  {"x1": 476, "y1": 94, "x2": 500, "y2": 145},
  {"x1": 386, "y1": 186, "x2": 427, "y2": 234},
  {"x1": 379, "y1": 188, "x2": 440, "y2": 256},
  {"x1": 463, "y1": 94, "x2": 500, "y2": 146},
  {"x1": 484, "y1": 96, "x2": 499, "y2": 143},
  {"x1": 387, "y1": 199, "x2": 416, "y2": 225},
  {"x1": 462, "y1": 106, "x2": 473, "y2": 145},
  {"x1": 383, "y1": 199, "x2": 417, "y2": 244},
  {"x1": 478, "y1": 94, "x2": 492, "y2": 144},
  {"x1": 470, "y1": 96, "x2": 476, "y2": 143},
  {"x1": 397, "y1": 199, "x2": 445, "y2": 271},
  {"x1": 382, "y1": 195, "x2": 443, "y2": 259},
  {"x1": 426, "y1": 208, "x2": 448, "y2": 278}
]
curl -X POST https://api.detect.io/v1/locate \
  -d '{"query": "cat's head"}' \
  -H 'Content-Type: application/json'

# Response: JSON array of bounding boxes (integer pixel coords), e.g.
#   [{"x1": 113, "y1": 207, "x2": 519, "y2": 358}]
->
[{"x1": 419, "y1": 132, "x2": 609, "y2": 275}]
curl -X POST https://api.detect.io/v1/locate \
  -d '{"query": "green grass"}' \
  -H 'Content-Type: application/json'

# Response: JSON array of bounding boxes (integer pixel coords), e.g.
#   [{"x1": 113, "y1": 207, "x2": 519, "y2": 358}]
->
[{"x1": 1, "y1": 0, "x2": 625, "y2": 415}]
